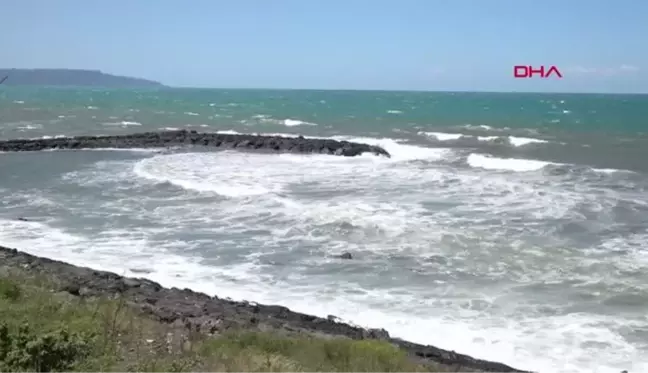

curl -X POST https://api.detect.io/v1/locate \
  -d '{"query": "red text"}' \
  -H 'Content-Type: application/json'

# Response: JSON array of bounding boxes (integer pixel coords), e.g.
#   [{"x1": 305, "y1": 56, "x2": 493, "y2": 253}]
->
[{"x1": 514, "y1": 65, "x2": 563, "y2": 78}]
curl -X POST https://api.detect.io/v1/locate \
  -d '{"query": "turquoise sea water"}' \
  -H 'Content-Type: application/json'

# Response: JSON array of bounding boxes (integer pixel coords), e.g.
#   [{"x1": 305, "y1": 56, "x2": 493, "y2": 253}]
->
[
  {"x1": 3, "y1": 88, "x2": 648, "y2": 134},
  {"x1": 1, "y1": 87, "x2": 648, "y2": 373}
]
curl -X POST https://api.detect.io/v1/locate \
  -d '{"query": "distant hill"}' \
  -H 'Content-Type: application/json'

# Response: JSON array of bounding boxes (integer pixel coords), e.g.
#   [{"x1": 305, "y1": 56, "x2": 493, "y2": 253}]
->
[{"x1": 0, "y1": 68, "x2": 164, "y2": 87}]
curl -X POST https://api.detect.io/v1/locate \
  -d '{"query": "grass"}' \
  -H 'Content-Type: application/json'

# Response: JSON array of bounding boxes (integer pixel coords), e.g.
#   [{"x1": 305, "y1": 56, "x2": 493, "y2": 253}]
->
[{"x1": 0, "y1": 271, "x2": 463, "y2": 372}]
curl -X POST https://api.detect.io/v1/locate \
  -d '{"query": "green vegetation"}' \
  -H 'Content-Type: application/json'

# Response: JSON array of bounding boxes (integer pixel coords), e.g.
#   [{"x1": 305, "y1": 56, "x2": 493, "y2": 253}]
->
[{"x1": 0, "y1": 273, "x2": 454, "y2": 372}]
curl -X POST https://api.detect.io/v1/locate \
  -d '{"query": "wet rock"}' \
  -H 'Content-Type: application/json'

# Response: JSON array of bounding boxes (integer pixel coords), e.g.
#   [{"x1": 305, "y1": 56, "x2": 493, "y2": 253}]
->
[
  {"x1": 337, "y1": 252, "x2": 353, "y2": 260},
  {"x1": 0, "y1": 244, "x2": 528, "y2": 373},
  {"x1": 0, "y1": 130, "x2": 391, "y2": 158},
  {"x1": 129, "y1": 268, "x2": 153, "y2": 274}
]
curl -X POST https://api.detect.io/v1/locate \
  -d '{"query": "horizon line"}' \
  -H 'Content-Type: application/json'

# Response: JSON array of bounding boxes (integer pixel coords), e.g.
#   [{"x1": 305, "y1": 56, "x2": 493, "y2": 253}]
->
[
  {"x1": 3, "y1": 68, "x2": 646, "y2": 95},
  {"x1": 168, "y1": 86, "x2": 648, "y2": 95},
  {"x1": 1, "y1": 84, "x2": 647, "y2": 95}
]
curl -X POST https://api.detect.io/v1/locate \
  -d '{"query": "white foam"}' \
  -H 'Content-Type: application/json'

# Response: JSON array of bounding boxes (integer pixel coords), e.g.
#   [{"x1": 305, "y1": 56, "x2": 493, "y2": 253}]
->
[
  {"x1": 215, "y1": 129, "x2": 241, "y2": 135},
  {"x1": 37, "y1": 135, "x2": 67, "y2": 139},
  {"x1": 102, "y1": 121, "x2": 142, "y2": 127},
  {"x1": 419, "y1": 131, "x2": 549, "y2": 147},
  {"x1": 283, "y1": 119, "x2": 317, "y2": 127},
  {"x1": 17, "y1": 124, "x2": 43, "y2": 130},
  {"x1": 506, "y1": 136, "x2": 549, "y2": 147},
  {"x1": 462, "y1": 124, "x2": 494, "y2": 130},
  {"x1": 387, "y1": 110, "x2": 403, "y2": 114},
  {"x1": 591, "y1": 168, "x2": 632, "y2": 174},
  {"x1": 476, "y1": 135, "x2": 499, "y2": 141},
  {"x1": 1, "y1": 211, "x2": 646, "y2": 373},
  {"x1": 467, "y1": 154, "x2": 555, "y2": 172},
  {"x1": 243, "y1": 115, "x2": 318, "y2": 127},
  {"x1": 3, "y1": 132, "x2": 647, "y2": 373},
  {"x1": 420, "y1": 131, "x2": 463, "y2": 141},
  {"x1": 184, "y1": 112, "x2": 200, "y2": 116},
  {"x1": 466, "y1": 154, "x2": 628, "y2": 174},
  {"x1": 133, "y1": 152, "x2": 280, "y2": 197},
  {"x1": 330, "y1": 135, "x2": 452, "y2": 162}
]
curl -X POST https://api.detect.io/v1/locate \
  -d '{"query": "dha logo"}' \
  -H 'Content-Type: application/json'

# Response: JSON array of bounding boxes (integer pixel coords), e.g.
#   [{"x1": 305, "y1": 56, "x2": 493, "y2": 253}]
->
[{"x1": 514, "y1": 65, "x2": 563, "y2": 78}]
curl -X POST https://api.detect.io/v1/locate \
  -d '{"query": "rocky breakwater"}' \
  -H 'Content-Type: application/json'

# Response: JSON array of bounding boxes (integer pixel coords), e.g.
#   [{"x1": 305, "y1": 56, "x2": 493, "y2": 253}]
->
[
  {"x1": 0, "y1": 129, "x2": 391, "y2": 157},
  {"x1": 0, "y1": 245, "x2": 529, "y2": 372}
]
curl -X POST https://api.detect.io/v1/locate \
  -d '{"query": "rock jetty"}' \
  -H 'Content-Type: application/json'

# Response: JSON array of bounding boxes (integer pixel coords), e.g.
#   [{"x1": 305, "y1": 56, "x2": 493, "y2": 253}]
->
[
  {"x1": 0, "y1": 130, "x2": 391, "y2": 157},
  {"x1": 0, "y1": 245, "x2": 529, "y2": 372}
]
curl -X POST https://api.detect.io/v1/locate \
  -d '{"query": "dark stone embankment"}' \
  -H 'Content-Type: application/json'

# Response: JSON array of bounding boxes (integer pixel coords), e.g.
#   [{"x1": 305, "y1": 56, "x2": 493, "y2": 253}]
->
[
  {"x1": 0, "y1": 130, "x2": 391, "y2": 157},
  {"x1": 0, "y1": 245, "x2": 529, "y2": 372}
]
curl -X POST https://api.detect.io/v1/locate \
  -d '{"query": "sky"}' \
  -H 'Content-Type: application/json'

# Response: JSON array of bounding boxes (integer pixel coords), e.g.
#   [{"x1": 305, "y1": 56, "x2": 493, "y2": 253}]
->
[{"x1": 2, "y1": 0, "x2": 647, "y2": 93}]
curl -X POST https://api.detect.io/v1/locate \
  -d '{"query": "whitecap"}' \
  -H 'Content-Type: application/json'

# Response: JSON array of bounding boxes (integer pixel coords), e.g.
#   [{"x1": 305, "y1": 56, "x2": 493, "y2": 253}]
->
[
  {"x1": 467, "y1": 154, "x2": 556, "y2": 172},
  {"x1": 507, "y1": 136, "x2": 549, "y2": 147},
  {"x1": 283, "y1": 119, "x2": 318, "y2": 127},
  {"x1": 419, "y1": 131, "x2": 549, "y2": 147}
]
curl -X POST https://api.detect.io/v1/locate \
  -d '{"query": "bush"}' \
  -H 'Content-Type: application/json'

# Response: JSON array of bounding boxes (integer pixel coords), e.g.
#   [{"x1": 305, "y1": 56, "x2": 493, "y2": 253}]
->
[
  {"x1": 0, "y1": 278, "x2": 21, "y2": 301},
  {"x1": 0, "y1": 323, "x2": 94, "y2": 372},
  {"x1": 0, "y1": 272, "x2": 455, "y2": 372}
]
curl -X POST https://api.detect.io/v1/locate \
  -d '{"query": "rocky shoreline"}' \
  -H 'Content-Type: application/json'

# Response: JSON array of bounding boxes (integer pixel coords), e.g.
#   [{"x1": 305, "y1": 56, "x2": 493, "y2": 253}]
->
[
  {"x1": 0, "y1": 245, "x2": 529, "y2": 372},
  {"x1": 0, "y1": 129, "x2": 391, "y2": 157}
]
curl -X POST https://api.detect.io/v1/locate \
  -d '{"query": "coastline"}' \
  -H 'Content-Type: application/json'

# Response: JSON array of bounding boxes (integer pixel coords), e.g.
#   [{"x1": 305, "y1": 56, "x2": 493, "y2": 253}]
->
[{"x1": 0, "y1": 244, "x2": 530, "y2": 372}]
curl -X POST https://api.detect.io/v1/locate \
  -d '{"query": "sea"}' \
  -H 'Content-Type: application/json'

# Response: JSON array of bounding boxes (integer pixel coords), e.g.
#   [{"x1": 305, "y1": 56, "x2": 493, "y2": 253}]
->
[{"x1": 1, "y1": 87, "x2": 648, "y2": 373}]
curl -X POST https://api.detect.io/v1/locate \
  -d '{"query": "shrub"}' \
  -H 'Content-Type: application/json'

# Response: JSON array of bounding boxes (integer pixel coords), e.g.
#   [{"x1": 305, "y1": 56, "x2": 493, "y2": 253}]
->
[
  {"x1": 0, "y1": 278, "x2": 21, "y2": 301},
  {"x1": 0, "y1": 323, "x2": 94, "y2": 372}
]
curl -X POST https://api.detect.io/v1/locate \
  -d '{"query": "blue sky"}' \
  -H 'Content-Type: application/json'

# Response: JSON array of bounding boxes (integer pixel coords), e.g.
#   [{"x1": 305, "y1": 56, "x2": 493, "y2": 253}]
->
[{"x1": 2, "y1": 0, "x2": 647, "y2": 93}]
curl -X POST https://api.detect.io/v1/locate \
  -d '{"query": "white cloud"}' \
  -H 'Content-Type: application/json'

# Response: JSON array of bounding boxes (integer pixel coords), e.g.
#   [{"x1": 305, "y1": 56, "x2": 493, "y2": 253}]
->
[
  {"x1": 566, "y1": 65, "x2": 640, "y2": 75},
  {"x1": 620, "y1": 64, "x2": 639, "y2": 72}
]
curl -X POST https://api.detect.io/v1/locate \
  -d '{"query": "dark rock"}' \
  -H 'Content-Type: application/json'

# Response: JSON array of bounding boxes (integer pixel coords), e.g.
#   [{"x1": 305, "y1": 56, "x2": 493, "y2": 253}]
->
[
  {"x1": 0, "y1": 130, "x2": 391, "y2": 158},
  {"x1": 0, "y1": 244, "x2": 528, "y2": 373},
  {"x1": 337, "y1": 252, "x2": 353, "y2": 260},
  {"x1": 122, "y1": 278, "x2": 143, "y2": 288},
  {"x1": 362, "y1": 328, "x2": 390, "y2": 340},
  {"x1": 0, "y1": 130, "x2": 390, "y2": 157},
  {"x1": 327, "y1": 315, "x2": 339, "y2": 322},
  {"x1": 61, "y1": 283, "x2": 80, "y2": 296}
]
